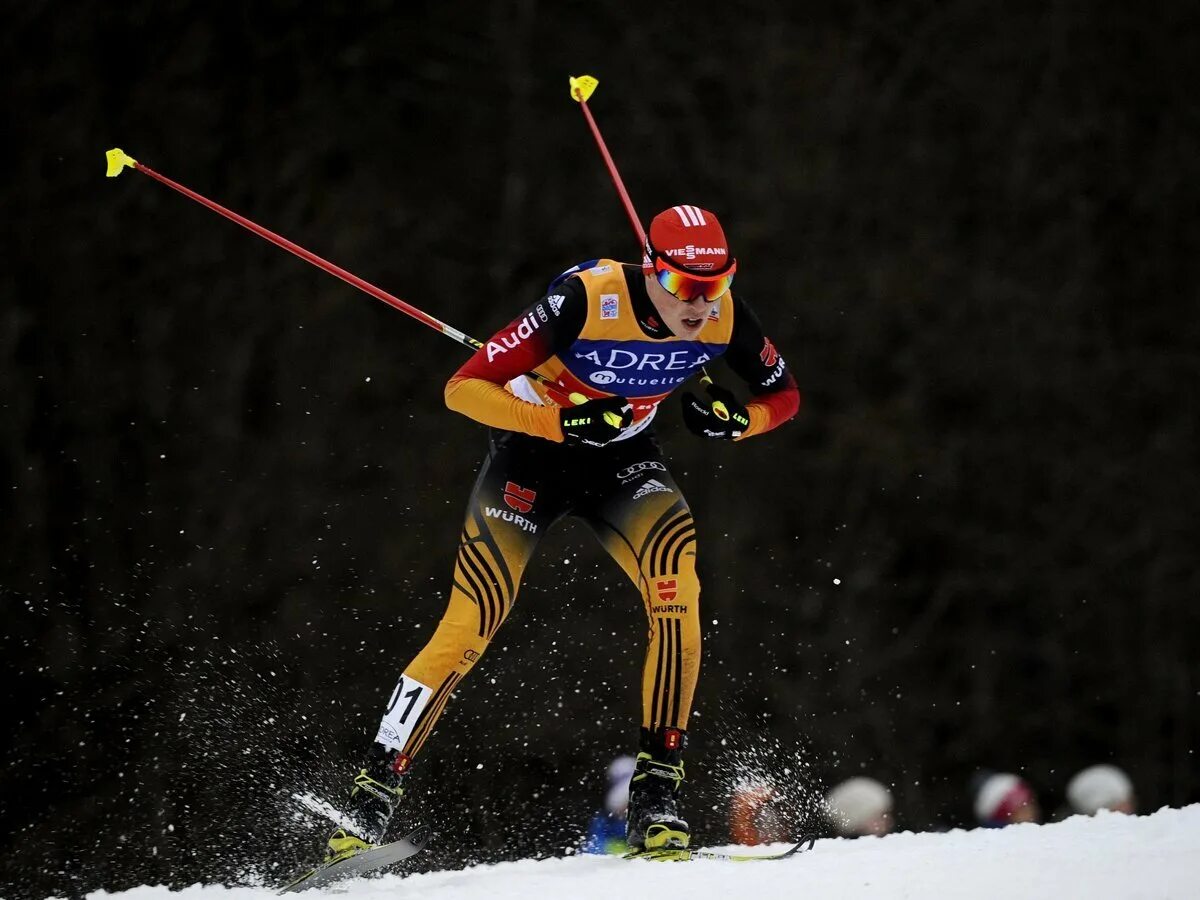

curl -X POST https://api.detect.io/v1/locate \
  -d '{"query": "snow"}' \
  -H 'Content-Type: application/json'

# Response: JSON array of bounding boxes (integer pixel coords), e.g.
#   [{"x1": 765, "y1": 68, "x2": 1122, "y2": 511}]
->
[{"x1": 62, "y1": 804, "x2": 1198, "y2": 900}]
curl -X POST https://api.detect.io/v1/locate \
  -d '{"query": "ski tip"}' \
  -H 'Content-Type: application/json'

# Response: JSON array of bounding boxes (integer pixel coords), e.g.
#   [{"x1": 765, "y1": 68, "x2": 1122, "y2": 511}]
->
[
  {"x1": 279, "y1": 826, "x2": 431, "y2": 894},
  {"x1": 784, "y1": 834, "x2": 819, "y2": 857},
  {"x1": 569, "y1": 75, "x2": 598, "y2": 103},
  {"x1": 279, "y1": 868, "x2": 318, "y2": 894},
  {"x1": 407, "y1": 824, "x2": 432, "y2": 850}
]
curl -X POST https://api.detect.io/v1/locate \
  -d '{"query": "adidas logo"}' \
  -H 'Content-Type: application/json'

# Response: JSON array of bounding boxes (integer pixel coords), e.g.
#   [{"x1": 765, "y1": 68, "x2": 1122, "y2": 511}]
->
[{"x1": 632, "y1": 478, "x2": 673, "y2": 500}]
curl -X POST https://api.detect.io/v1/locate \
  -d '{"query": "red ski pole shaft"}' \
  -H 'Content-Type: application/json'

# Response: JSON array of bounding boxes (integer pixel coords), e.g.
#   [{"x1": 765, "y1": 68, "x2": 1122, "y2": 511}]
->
[
  {"x1": 569, "y1": 75, "x2": 648, "y2": 255},
  {"x1": 103, "y1": 148, "x2": 574, "y2": 405},
  {"x1": 105, "y1": 149, "x2": 479, "y2": 351}
]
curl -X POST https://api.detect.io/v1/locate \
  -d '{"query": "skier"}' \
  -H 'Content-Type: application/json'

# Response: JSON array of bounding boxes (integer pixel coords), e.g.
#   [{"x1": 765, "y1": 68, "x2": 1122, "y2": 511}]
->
[{"x1": 324, "y1": 205, "x2": 800, "y2": 865}]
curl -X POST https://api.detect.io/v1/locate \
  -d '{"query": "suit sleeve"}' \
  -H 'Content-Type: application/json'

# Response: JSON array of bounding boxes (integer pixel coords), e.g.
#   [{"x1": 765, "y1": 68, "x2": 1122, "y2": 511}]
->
[
  {"x1": 444, "y1": 278, "x2": 587, "y2": 442},
  {"x1": 721, "y1": 295, "x2": 801, "y2": 439}
]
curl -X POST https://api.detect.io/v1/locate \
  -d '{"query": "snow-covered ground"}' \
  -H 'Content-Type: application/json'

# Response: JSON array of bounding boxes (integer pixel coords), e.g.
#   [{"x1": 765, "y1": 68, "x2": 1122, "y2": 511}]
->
[{"x1": 67, "y1": 804, "x2": 1198, "y2": 900}]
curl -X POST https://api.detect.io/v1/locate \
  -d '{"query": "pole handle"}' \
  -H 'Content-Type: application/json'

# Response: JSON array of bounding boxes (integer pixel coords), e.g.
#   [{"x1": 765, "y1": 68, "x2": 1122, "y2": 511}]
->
[
  {"x1": 700, "y1": 374, "x2": 730, "y2": 420},
  {"x1": 568, "y1": 391, "x2": 623, "y2": 428}
]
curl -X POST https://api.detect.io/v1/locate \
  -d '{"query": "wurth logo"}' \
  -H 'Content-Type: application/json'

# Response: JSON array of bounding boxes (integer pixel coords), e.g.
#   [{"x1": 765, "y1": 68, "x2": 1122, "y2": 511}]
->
[
  {"x1": 484, "y1": 507, "x2": 537, "y2": 534},
  {"x1": 762, "y1": 357, "x2": 787, "y2": 388},
  {"x1": 652, "y1": 603, "x2": 689, "y2": 614},
  {"x1": 504, "y1": 482, "x2": 536, "y2": 513},
  {"x1": 653, "y1": 579, "x2": 691, "y2": 613},
  {"x1": 760, "y1": 338, "x2": 779, "y2": 368}
]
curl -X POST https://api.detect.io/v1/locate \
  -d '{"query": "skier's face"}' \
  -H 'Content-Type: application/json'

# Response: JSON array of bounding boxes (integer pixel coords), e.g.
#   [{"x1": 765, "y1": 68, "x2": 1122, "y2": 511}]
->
[{"x1": 645, "y1": 274, "x2": 720, "y2": 339}]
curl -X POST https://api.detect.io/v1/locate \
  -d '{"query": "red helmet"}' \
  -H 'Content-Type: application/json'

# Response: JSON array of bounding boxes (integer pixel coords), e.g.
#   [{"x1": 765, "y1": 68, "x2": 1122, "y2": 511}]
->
[{"x1": 644, "y1": 205, "x2": 737, "y2": 302}]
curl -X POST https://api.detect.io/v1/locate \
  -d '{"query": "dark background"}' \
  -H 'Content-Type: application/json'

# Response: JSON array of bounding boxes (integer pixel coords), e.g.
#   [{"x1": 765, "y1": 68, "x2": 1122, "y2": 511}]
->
[{"x1": 5, "y1": 1, "x2": 1199, "y2": 897}]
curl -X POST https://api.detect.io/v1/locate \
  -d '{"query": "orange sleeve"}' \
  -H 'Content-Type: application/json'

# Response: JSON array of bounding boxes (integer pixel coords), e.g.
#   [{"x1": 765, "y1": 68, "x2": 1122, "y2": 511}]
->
[
  {"x1": 722, "y1": 297, "x2": 801, "y2": 441},
  {"x1": 443, "y1": 285, "x2": 591, "y2": 441},
  {"x1": 736, "y1": 379, "x2": 802, "y2": 440},
  {"x1": 444, "y1": 373, "x2": 563, "y2": 442}
]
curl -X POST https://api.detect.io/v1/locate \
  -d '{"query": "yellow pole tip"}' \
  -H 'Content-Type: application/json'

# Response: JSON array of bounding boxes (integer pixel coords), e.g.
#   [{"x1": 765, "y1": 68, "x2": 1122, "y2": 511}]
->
[
  {"x1": 105, "y1": 148, "x2": 136, "y2": 177},
  {"x1": 568, "y1": 75, "x2": 599, "y2": 103}
]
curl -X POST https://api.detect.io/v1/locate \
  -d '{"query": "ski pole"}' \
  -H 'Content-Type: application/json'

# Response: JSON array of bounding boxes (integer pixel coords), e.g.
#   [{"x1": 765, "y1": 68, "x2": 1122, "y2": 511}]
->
[
  {"x1": 567, "y1": 77, "x2": 726, "y2": 408},
  {"x1": 568, "y1": 75, "x2": 648, "y2": 259},
  {"x1": 103, "y1": 148, "x2": 576, "y2": 407}
]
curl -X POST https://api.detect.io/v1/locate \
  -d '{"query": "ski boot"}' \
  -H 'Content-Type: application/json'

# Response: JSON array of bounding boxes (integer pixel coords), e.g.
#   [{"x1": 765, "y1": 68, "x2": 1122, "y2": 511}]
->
[
  {"x1": 283, "y1": 744, "x2": 410, "y2": 891},
  {"x1": 626, "y1": 727, "x2": 690, "y2": 855},
  {"x1": 324, "y1": 742, "x2": 408, "y2": 865}
]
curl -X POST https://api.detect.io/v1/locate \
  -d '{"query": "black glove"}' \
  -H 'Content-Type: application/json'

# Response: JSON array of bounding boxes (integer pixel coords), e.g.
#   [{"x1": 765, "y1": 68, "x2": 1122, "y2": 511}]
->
[
  {"x1": 681, "y1": 383, "x2": 750, "y2": 440},
  {"x1": 560, "y1": 395, "x2": 634, "y2": 447}
]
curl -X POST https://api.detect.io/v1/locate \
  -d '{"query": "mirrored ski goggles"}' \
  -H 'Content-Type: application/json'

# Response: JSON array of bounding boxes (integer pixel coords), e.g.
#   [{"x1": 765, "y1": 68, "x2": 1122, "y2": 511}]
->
[{"x1": 652, "y1": 256, "x2": 736, "y2": 303}]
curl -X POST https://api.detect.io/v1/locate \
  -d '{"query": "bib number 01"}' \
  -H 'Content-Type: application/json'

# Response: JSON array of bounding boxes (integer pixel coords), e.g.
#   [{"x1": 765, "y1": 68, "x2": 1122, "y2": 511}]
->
[{"x1": 375, "y1": 675, "x2": 433, "y2": 752}]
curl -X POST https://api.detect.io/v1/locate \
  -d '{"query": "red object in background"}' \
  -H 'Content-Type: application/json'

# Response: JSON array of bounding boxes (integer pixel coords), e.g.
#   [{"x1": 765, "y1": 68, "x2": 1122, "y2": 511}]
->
[{"x1": 729, "y1": 782, "x2": 785, "y2": 846}]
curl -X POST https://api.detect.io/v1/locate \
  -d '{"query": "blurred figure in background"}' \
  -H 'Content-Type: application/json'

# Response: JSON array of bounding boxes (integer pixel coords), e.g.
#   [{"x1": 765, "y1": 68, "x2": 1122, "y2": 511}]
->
[
  {"x1": 825, "y1": 777, "x2": 894, "y2": 837},
  {"x1": 973, "y1": 772, "x2": 1041, "y2": 827},
  {"x1": 583, "y1": 755, "x2": 637, "y2": 854},
  {"x1": 729, "y1": 777, "x2": 788, "y2": 845},
  {"x1": 1067, "y1": 764, "x2": 1136, "y2": 816}
]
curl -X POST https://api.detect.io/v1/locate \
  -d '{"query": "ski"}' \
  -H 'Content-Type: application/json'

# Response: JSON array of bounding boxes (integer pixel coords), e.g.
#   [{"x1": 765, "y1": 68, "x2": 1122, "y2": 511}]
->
[
  {"x1": 628, "y1": 834, "x2": 818, "y2": 862},
  {"x1": 280, "y1": 825, "x2": 430, "y2": 893}
]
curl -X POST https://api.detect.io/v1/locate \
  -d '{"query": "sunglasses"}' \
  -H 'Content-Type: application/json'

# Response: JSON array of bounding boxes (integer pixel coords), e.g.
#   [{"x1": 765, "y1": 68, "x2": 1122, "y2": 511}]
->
[{"x1": 652, "y1": 254, "x2": 737, "y2": 303}]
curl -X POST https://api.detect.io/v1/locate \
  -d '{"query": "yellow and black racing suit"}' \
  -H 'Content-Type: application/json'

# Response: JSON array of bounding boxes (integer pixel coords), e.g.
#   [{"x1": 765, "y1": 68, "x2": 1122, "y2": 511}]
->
[{"x1": 373, "y1": 260, "x2": 800, "y2": 769}]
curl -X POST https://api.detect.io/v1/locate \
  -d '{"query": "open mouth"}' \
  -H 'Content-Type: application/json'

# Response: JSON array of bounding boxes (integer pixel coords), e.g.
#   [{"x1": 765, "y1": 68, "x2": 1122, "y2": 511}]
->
[{"x1": 682, "y1": 316, "x2": 704, "y2": 329}]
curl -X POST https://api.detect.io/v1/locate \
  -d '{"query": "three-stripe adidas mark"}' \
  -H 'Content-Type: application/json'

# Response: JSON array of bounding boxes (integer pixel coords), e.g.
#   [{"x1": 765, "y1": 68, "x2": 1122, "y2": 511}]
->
[{"x1": 672, "y1": 205, "x2": 708, "y2": 227}]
